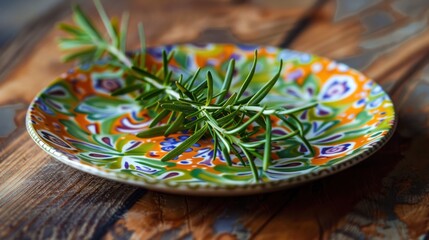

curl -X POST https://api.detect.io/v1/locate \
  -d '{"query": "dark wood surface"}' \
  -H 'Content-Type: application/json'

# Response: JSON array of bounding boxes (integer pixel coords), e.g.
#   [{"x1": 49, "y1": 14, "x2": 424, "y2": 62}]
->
[{"x1": 1, "y1": 0, "x2": 429, "y2": 239}]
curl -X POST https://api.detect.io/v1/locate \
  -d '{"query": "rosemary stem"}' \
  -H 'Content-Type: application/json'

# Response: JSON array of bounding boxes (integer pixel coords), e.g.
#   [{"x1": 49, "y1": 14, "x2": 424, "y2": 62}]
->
[
  {"x1": 166, "y1": 89, "x2": 181, "y2": 99},
  {"x1": 106, "y1": 45, "x2": 133, "y2": 67},
  {"x1": 201, "y1": 102, "x2": 318, "y2": 115},
  {"x1": 201, "y1": 105, "x2": 277, "y2": 115},
  {"x1": 106, "y1": 45, "x2": 181, "y2": 99},
  {"x1": 201, "y1": 110, "x2": 226, "y2": 134},
  {"x1": 60, "y1": 1, "x2": 319, "y2": 183}
]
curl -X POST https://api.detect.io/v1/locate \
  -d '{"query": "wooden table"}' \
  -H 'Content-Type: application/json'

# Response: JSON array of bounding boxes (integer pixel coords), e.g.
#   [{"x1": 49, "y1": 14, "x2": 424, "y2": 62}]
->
[{"x1": 2, "y1": 0, "x2": 429, "y2": 239}]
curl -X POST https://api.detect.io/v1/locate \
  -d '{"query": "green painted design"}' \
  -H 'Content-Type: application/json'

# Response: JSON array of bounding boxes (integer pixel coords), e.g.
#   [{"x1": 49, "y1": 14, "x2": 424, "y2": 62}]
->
[{"x1": 27, "y1": 43, "x2": 396, "y2": 195}]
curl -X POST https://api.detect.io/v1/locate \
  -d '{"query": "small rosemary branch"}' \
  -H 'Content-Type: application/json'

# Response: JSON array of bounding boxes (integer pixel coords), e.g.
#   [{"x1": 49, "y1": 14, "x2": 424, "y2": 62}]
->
[{"x1": 59, "y1": 0, "x2": 317, "y2": 182}]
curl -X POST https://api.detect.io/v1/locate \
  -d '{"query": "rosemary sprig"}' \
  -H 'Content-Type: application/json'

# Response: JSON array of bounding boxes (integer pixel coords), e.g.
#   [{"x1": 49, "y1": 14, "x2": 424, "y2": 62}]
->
[{"x1": 59, "y1": 0, "x2": 317, "y2": 182}]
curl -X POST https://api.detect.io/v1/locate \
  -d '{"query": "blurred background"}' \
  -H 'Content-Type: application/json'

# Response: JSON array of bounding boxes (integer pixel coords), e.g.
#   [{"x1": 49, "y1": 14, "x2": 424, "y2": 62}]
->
[
  {"x1": 0, "y1": 0, "x2": 317, "y2": 46},
  {"x1": 0, "y1": 0, "x2": 428, "y2": 74},
  {"x1": 0, "y1": 0, "x2": 62, "y2": 46}
]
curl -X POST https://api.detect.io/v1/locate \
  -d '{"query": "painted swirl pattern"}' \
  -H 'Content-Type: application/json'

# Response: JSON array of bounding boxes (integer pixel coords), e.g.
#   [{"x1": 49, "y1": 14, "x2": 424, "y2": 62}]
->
[{"x1": 27, "y1": 43, "x2": 395, "y2": 193}]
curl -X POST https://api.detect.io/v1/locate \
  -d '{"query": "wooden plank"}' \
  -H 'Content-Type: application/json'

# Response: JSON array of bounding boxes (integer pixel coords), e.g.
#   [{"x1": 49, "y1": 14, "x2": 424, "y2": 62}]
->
[
  {"x1": 278, "y1": 0, "x2": 328, "y2": 47},
  {"x1": 291, "y1": 0, "x2": 429, "y2": 86},
  {"x1": 99, "y1": 1, "x2": 321, "y2": 239},
  {"x1": 323, "y1": 62, "x2": 429, "y2": 240},
  {"x1": 0, "y1": 0, "x2": 313, "y2": 239},
  {"x1": 104, "y1": 190, "x2": 299, "y2": 239},
  {"x1": 0, "y1": 131, "x2": 147, "y2": 239},
  {"x1": 251, "y1": 51, "x2": 429, "y2": 240},
  {"x1": 0, "y1": 1, "x2": 71, "y2": 82},
  {"x1": 252, "y1": 0, "x2": 429, "y2": 238},
  {"x1": 103, "y1": 0, "x2": 429, "y2": 239}
]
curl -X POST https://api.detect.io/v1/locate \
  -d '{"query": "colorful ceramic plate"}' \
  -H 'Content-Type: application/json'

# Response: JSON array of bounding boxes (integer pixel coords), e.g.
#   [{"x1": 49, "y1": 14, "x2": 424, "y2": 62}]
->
[{"x1": 27, "y1": 43, "x2": 396, "y2": 195}]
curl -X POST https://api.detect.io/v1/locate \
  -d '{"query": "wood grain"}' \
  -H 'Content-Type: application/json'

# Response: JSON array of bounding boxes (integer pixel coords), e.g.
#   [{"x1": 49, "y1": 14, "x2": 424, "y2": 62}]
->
[
  {"x1": 0, "y1": 0, "x2": 314, "y2": 239},
  {"x1": 2, "y1": 0, "x2": 429, "y2": 239},
  {"x1": 291, "y1": 0, "x2": 429, "y2": 83},
  {"x1": 322, "y1": 63, "x2": 429, "y2": 240},
  {"x1": 0, "y1": 0, "x2": 71, "y2": 82},
  {"x1": 0, "y1": 131, "x2": 146, "y2": 239},
  {"x1": 103, "y1": 1, "x2": 429, "y2": 239}
]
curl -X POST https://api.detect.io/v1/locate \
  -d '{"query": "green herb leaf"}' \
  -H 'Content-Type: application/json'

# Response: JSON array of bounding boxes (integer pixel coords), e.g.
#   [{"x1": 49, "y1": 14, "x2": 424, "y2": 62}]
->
[
  {"x1": 111, "y1": 84, "x2": 142, "y2": 96},
  {"x1": 162, "y1": 50, "x2": 169, "y2": 82},
  {"x1": 137, "y1": 125, "x2": 170, "y2": 138},
  {"x1": 175, "y1": 81, "x2": 194, "y2": 100},
  {"x1": 219, "y1": 140, "x2": 232, "y2": 166},
  {"x1": 161, "y1": 124, "x2": 208, "y2": 161},
  {"x1": 263, "y1": 115, "x2": 272, "y2": 171},
  {"x1": 225, "y1": 107, "x2": 265, "y2": 135},
  {"x1": 216, "y1": 59, "x2": 235, "y2": 104},
  {"x1": 187, "y1": 68, "x2": 201, "y2": 89},
  {"x1": 277, "y1": 102, "x2": 318, "y2": 115},
  {"x1": 206, "y1": 71, "x2": 213, "y2": 106},
  {"x1": 61, "y1": 47, "x2": 97, "y2": 62},
  {"x1": 132, "y1": 66, "x2": 163, "y2": 82},
  {"x1": 183, "y1": 116, "x2": 206, "y2": 128},
  {"x1": 136, "y1": 88, "x2": 164, "y2": 101},
  {"x1": 161, "y1": 103, "x2": 196, "y2": 113},
  {"x1": 149, "y1": 109, "x2": 170, "y2": 127},
  {"x1": 72, "y1": 4, "x2": 103, "y2": 41},
  {"x1": 58, "y1": 23, "x2": 86, "y2": 37},
  {"x1": 248, "y1": 59, "x2": 283, "y2": 105},
  {"x1": 239, "y1": 145, "x2": 259, "y2": 182},
  {"x1": 119, "y1": 12, "x2": 129, "y2": 52},
  {"x1": 137, "y1": 22, "x2": 146, "y2": 68},
  {"x1": 94, "y1": 0, "x2": 118, "y2": 46},
  {"x1": 236, "y1": 50, "x2": 257, "y2": 102},
  {"x1": 165, "y1": 112, "x2": 185, "y2": 136}
]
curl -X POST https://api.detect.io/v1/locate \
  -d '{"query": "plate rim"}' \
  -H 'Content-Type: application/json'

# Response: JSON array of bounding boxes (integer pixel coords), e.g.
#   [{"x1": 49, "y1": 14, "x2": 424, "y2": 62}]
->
[{"x1": 26, "y1": 43, "x2": 397, "y2": 196}]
